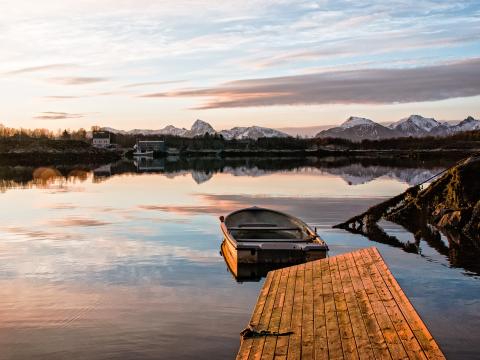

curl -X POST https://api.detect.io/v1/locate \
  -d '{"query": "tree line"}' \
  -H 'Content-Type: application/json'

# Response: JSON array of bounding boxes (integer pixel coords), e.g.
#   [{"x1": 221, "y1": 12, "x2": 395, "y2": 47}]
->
[
  {"x1": 0, "y1": 124, "x2": 88, "y2": 140},
  {"x1": 1, "y1": 123, "x2": 479, "y2": 151}
]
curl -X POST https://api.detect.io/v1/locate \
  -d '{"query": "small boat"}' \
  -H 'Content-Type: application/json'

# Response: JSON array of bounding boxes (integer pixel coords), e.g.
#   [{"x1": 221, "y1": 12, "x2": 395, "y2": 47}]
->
[
  {"x1": 132, "y1": 143, "x2": 154, "y2": 157},
  {"x1": 132, "y1": 150, "x2": 154, "y2": 157},
  {"x1": 220, "y1": 207, "x2": 328, "y2": 264}
]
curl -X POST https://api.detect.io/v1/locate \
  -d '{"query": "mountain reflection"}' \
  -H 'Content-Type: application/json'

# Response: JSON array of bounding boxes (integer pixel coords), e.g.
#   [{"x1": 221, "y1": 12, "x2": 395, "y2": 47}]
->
[{"x1": 0, "y1": 155, "x2": 460, "y2": 190}]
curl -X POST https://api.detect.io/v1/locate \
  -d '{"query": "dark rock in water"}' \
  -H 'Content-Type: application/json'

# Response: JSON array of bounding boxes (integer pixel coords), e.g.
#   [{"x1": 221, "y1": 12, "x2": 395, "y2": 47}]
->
[
  {"x1": 464, "y1": 200, "x2": 480, "y2": 235},
  {"x1": 336, "y1": 154, "x2": 480, "y2": 244},
  {"x1": 388, "y1": 155, "x2": 480, "y2": 240},
  {"x1": 335, "y1": 156, "x2": 480, "y2": 274}
]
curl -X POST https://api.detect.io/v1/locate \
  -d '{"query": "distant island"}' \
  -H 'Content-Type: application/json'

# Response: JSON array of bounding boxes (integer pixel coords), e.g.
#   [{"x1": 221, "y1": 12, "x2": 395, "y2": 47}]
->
[{"x1": 1, "y1": 115, "x2": 480, "y2": 165}]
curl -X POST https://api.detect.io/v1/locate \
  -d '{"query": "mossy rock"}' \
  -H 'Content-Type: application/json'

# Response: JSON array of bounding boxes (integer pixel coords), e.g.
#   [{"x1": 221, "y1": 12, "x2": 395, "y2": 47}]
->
[{"x1": 464, "y1": 200, "x2": 480, "y2": 236}]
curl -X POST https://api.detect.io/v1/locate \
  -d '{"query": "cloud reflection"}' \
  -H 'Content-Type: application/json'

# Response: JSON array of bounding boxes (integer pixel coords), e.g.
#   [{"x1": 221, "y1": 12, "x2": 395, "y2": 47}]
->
[
  {"x1": 49, "y1": 217, "x2": 111, "y2": 227},
  {"x1": 139, "y1": 193, "x2": 381, "y2": 227}
]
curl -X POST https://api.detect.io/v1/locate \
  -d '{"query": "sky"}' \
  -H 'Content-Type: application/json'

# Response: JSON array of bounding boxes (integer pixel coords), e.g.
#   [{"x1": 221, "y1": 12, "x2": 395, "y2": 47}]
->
[{"x1": 0, "y1": 0, "x2": 479, "y2": 131}]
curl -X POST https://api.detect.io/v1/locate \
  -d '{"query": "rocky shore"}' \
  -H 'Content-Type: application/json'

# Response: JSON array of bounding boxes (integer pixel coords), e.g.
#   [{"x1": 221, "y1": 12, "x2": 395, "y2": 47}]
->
[
  {"x1": 0, "y1": 138, "x2": 120, "y2": 165},
  {"x1": 335, "y1": 154, "x2": 480, "y2": 243},
  {"x1": 388, "y1": 155, "x2": 480, "y2": 240}
]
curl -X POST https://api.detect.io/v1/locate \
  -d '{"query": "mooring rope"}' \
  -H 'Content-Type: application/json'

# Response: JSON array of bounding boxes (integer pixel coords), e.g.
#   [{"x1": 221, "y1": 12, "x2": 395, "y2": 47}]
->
[{"x1": 416, "y1": 151, "x2": 480, "y2": 187}]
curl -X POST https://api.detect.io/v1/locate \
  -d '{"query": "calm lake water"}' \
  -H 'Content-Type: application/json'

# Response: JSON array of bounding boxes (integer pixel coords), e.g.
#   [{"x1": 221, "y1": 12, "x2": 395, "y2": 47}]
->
[{"x1": 0, "y1": 157, "x2": 479, "y2": 359}]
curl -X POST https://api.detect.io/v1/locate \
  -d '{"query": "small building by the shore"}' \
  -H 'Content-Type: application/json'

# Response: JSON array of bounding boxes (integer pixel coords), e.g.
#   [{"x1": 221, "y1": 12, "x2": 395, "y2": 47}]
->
[
  {"x1": 135, "y1": 140, "x2": 165, "y2": 153},
  {"x1": 92, "y1": 131, "x2": 111, "y2": 148}
]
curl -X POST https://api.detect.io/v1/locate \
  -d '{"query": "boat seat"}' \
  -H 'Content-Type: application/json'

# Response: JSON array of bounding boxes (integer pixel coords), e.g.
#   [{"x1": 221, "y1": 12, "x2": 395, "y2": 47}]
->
[
  {"x1": 236, "y1": 238, "x2": 307, "y2": 242},
  {"x1": 229, "y1": 227, "x2": 300, "y2": 231},
  {"x1": 237, "y1": 223, "x2": 277, "y2": 227}
]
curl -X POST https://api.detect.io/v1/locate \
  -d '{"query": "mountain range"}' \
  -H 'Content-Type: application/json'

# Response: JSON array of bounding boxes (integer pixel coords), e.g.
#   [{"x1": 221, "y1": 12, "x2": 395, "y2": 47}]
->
[
  {"x1": 101, "y1": 115, "x2": 479, "y2": 141},
  {"x1": 102, "y1": 119, "x2": 288, "y2": 140},
  {"x1": 316, "y1": 115, "x2": 480, "y2": 141}
]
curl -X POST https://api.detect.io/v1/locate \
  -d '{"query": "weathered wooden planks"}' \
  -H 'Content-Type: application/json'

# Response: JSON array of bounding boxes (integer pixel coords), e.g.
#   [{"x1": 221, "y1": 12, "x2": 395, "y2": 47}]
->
[{"x1": 236, "y1": 247, "x2": 445, "y2": 360}]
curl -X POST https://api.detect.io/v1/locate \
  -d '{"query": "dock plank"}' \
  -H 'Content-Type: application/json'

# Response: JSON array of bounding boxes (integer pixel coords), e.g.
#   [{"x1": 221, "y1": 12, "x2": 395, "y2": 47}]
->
[
  {"x1": 301, "y1": 261, "x2": 315, "y2": 359},
  {"x1": 312, "y1": 259, "x2": 328, "y2": 360},
  {"x1": 249, "y1": 270, "x2": 283, "y2": 360},
  {"x1": 236, "y1": 247, "x2": 445, "y2": 360},
  {"x1": 321, "y1": 258, "x2": 343, "y2": 360},
  {"x1": 335, "y1": 255, "x2": 375, "y2": 360},
  {"x1": 274, "y1": 265, "x2": 298, "y2": 360},
  {"x1": 361, "y1": 249, "x2": 427, "y2": 360},
  {"x1": 238, "y1": 271, "x2": 276, "y2": 360},
  {"x1": 261, "y1": 267, "x2": 290, "y2": 360},
  {"x1": 345, "y1": 253, "x2": 392, "y2": 360},
  {"x1": 367, "y1": 248, "x2": 446, "y2": 360},
  {"x1": 352, "y1": 250, "x2": 409, "y2": 360},
  {"x1": 329, "y1": 257, "x2": 359, "y2": 360},
  {"x1": 286, "y1": 263, "x2": 305, "y2": 360}
]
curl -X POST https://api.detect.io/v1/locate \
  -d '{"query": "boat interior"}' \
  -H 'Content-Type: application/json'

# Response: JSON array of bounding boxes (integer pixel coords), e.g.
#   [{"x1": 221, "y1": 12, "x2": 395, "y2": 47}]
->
[{"x1": 225, "y1": 208, "x2": 313, "y2": 242}]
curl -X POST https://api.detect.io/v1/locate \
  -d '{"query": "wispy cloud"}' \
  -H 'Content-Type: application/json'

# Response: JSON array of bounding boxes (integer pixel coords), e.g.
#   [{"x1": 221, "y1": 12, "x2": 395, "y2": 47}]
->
[
  {"x1": 122, "y1": 80, "x2": 186, "y2": 88},
  {"x1": 34, "y1": 112, "x2": 85, "y2": 120},
  {"x1": 43, "y1": 95, "x2": 84, "y2": 100},
  {"x1": 141, "y1": 58, "x2": 480, "y2": 109},
  {"x1": 244, "y1": 33, "x2": 478, "y2": 70},
  {"x1": 47, "y1": 77, "x2": 109, "y2": 85},
  {"x1": 3, "y1": 63, "x2": 78, "y2": 75}
]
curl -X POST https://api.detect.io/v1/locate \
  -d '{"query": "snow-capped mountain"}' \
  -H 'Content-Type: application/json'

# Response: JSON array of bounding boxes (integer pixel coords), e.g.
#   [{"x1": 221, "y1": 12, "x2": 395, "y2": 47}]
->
[
  {"x1": 450, "y1": 116, "x2": 480, "y2": 132},
  {"x1": 101, "y1": 119, "x2": 289, "y2": 140},
  {"x1": 316, "y1": 115, "x2": 479, "y2": 141},
  {"x1": 340, "y1": 116, "x2": 377, "y2": 129},
  {"x1": 220, "y1": 126, "x2": 288, "y2": 140},
  {"x1": 185, "y1": 119, "x2": 216, "y2": 137},
  {"x1": 316, "y1": 116, "x2": 400, "y2": 141},
  {"x1": 388, "y1": 115, "x2": 480, "y2": 137},
  {"x1": 101, "y1": 125, "x2": 188, "y2": 137},
  {"x1": 158, "y1": 125, "x2": 188, "y2": 137},
  {"x1": 388, "y1": 115, "x2": 443, "y2": 136}
]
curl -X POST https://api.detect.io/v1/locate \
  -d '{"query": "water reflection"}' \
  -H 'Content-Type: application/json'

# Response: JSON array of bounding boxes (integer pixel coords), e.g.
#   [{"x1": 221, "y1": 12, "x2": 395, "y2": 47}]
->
[
  {"x1": 0, "y1": 155, "x2": 458, "y2": 190},
  {"x1": 0, "y1": 155, "x2": 479, "y2": 359},
  {"x1": 339, "y1": 215, "x2": 480, "y2": 276},
  {"x1": 134, "y1": 157, "x2": 165, "y2": 172},
  {"x1": 1, "y1": 157, "x2": 479, "y2": 277}
]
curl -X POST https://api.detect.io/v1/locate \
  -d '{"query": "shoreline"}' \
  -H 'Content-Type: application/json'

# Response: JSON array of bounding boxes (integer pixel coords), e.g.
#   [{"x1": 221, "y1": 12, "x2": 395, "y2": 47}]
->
[{"x1": 0, "y1": 147, "x2": 476, "y2": 166}]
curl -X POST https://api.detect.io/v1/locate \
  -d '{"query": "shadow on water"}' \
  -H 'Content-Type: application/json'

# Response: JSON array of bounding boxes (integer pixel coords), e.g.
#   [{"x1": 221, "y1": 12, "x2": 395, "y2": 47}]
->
[{"x1": 341, "y1": 218, "x2": 480, "y2": 276}]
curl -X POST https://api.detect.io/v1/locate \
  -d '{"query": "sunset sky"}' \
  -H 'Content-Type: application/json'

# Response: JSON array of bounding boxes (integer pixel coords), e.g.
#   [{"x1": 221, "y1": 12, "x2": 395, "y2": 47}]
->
[{"x1": 0, "y1": 0, "x2": 479, "y2": 131}]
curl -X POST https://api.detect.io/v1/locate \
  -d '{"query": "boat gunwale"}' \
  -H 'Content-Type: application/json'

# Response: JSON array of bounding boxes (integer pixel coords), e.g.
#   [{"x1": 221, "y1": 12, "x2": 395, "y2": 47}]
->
[{"x1": 220, "y1": 207, "x2": 328, "y2": 249}]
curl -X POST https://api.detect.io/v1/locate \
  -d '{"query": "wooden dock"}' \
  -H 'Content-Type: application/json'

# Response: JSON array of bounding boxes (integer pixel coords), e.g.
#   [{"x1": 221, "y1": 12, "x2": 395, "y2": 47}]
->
[{"x1": 236, "y1": 247, "x2": 445, "y2": 360}]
